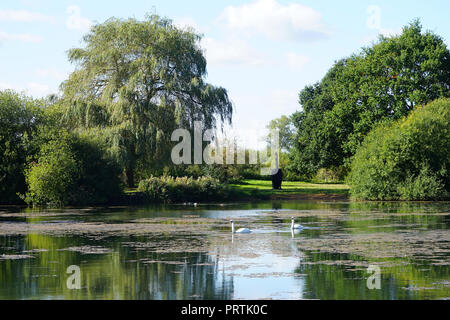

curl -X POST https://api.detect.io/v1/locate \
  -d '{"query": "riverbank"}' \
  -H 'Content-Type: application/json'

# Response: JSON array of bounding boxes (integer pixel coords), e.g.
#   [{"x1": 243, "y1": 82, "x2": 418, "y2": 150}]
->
[
  {"x1": 230, "y1": 180, "x2": 350, "y2": 201},
  {"x1": 122, "y1": 179, "x2": 350, "y2": 205},
  {"x1": 0, "y1": 180, "x2": 350, "y2": 207}
]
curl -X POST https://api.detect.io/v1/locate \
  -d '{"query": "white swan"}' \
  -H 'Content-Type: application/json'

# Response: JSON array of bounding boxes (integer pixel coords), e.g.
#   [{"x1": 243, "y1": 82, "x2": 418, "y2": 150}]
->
[
  {"x1": 291, "y1": 217, "x2": 304, "y2": 230},
  {"x1": 230, "y1": 220, "x2": 251, "y2": 234}
]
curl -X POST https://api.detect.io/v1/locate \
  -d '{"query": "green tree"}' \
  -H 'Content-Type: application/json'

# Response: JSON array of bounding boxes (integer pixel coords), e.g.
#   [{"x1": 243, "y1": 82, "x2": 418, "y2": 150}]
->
[
  {"x1": 266, "y1": 115, "x2": 295, "y2": 152},
  {"x1": 291, "y1": 20, "x2": 450, "y2": 177},
  {"x1": 0, "y1": 90, "x2": 43, "y2": 203},
  {"x1": 291, "y1": 60, "x2": 347, "y2": 177},
  {"x1": 24, "y1": 129, "x2": 123, "y2": 206},
  {"x1": 61, "y1": 14, "x2": 233, "y2": 187},
  {"x1": 349, "y1": 98, "x2": 450, "y2": 201},
  {"x1": 24, "y1": 133, "x2": 79, "y2": 206}
]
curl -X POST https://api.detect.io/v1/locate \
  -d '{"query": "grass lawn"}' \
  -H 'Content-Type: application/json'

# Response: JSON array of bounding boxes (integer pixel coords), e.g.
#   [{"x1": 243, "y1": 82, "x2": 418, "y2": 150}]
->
[
  {"x1": 124, "y1": 179, "x2": 350, "y2": 203},
  {"x1": 230, "y1": 179, "x2": 350, "y2": 200}
]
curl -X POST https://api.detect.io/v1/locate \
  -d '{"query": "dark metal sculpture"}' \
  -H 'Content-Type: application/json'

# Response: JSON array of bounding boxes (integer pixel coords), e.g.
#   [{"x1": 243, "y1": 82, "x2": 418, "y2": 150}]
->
[{"x1": 271, "y1": 153, "x2": 283, "y2": 190}]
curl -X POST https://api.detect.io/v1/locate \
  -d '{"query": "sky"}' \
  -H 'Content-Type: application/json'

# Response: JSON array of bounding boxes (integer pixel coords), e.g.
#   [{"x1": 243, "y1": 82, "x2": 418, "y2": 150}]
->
[{"x1": 1, "y1": 0, "x2": 450, "y2": 146}]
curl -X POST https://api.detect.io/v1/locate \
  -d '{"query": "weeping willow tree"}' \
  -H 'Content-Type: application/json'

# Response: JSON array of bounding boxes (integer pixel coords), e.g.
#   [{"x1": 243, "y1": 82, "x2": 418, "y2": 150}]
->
[{"x1": 61, "y1": 14, "x2": 233, "y2": 187}]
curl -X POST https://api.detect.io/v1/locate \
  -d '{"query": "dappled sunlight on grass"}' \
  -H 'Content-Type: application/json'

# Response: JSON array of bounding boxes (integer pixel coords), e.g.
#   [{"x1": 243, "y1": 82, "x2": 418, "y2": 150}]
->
[{"x1": 230, "y1": 180, "x2": 350, "y2": 200}]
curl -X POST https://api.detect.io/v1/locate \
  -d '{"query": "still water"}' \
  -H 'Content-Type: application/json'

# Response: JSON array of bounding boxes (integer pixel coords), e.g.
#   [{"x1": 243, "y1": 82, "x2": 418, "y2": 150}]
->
[{"x1": 0, "y1": 201, "x2": 449, "y2": 300}]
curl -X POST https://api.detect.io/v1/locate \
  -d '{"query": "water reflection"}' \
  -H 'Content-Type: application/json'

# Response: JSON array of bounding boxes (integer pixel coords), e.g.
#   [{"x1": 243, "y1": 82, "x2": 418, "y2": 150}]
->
[
  {"x1": 0, "y1": 234, "x2": 234, "y2": 300},
  {"x1": 0, "y1": 200, "x2": 449, "y2": 300}
]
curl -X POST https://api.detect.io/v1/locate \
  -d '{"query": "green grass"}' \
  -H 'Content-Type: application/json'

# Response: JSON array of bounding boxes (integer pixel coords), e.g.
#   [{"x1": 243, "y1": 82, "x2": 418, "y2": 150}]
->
[
  {"x1": 125, "y1": 179, "x2": 350, "y2": 203},
  {"x1": 230, "y1": 179, "x2": 350, "y2": 200}
]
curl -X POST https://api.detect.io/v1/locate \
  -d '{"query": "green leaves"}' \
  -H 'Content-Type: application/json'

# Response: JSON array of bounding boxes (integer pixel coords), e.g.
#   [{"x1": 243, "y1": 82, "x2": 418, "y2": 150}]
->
[
  {"x1": 291, "y1": 20, "x2": 450, "y2": 178},
  {"x1": 0, "y1": 90, "x2": 43, "y2": 203},
  {"x1": 61, "y1": 14, "x2": 233, "y2": 187},
  {"x1": 23, "y1": 130, "x2": 123, "y2": 207},
  {"x1": 137, "y1": 176, "x2": 229, "y2": 203},
  {"x1": 349, "y1": 98, "x2": 450, "y2": 201},
  {"x1": 266, "y1": 115, "x2": 295, "y2": 152},
  {"x1": 24, "y1": 136, "x2": 79, "y2": 206}
]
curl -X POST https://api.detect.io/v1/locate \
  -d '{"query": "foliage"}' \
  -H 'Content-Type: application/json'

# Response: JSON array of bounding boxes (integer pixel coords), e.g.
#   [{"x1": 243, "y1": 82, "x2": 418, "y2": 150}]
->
[
  {"x1": 137, "y1": 176, "x2": 230, "y2": 203},
  {"x1": 198, "y1": 164, "x2": 243, "y2": 184},
  {"x1": 291, "y1": 60, "x2": 347, "y2": 177},
  {"x1": 349, "y1": 98, "x2": 450, "y2": 200},
  {"x1": 61, "y1": 14, "x2": 233, "y2": 187},
  {"x1": 291, "y1": 20, "x2": 450, "y2": 177},
  {"x1": 266, "y1": 115, "x2": 295, "y2": 152},
  {"x1": 0, "y1": 90, "x2": 43, "y2": 203},
  {"x1": 313, "y1": 167, "x2": 347, "y2": 184},
  {"x1": 230, "y1": 179, "x2": 350, "y2": 200},
  {"x1": 23, "y1": 133, "x2": 79, "y2": 206},
  {"x1": 23, "y1": 130, "x2": 123, "y2": 206}
]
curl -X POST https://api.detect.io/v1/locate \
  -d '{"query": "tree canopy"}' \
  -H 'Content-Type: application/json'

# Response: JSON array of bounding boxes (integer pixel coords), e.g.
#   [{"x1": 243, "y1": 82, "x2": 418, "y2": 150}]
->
[
  {"x1": 0, "y1": 90, "x2": 43, "y2": 203},
  {"x1": 61, "y1": 14, "x2": 233, "y2": 187},
  {"x1": 266, "y1": 115, "x2": 295, "y2": 152},
  {"x1": 349, "y1": 98, "x2": 449, "y2": 200},
  {"x1": 291, "y1": 20, "x2": 450, "y2": 177}
]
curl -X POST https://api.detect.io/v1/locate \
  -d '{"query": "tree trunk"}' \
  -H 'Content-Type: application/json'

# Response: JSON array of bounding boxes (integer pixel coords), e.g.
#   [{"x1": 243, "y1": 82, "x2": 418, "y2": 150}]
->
[{"x1": 125, "y1": 167, "x2": 135, "y2": 188}]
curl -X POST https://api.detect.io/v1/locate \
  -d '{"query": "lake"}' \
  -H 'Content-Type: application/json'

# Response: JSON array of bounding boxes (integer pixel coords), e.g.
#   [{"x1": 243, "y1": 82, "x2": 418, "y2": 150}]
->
[{"x1": 0, "y1": 201, "x2": 449, "y2": 300}]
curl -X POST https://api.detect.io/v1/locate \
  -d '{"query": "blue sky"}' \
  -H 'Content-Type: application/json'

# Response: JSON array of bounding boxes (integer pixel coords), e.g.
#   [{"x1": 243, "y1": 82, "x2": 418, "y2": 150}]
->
[{"x1": 1, "y1": 0, "x2": 450, "y2": 145}]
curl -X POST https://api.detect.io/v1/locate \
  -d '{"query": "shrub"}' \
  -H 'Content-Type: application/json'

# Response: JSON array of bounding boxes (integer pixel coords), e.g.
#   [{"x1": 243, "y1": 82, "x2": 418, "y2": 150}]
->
[
  {"x1": 137, "y1": 176, "x2": 230, "y2": 203},
  {"x1": 0, "y1": 90, "x2": 43, "y2": 203},
  {"x1": 349, "y1": 98, "x2": 450, "y2": 200},
  {"x1": 24, "y1": 137, "x2": 79, "y2": 206},
  {"x1": 313, "y1": 167, "x2": 347, "y2": 183},
  {"x1": 23, "y1": 131, "x2": 123, "y2": 206},
  {"x1": 396, "y1": 166, "x2": 445, "y2": 201}
]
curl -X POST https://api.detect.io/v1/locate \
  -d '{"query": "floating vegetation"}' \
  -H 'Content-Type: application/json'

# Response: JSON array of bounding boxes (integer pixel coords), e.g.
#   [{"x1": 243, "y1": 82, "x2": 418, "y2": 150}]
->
[
  {"x1": 0, "y1": 254, "x2": 35, "y2": 260},
  {"x1": 0, "y1": 201, "x2": 448, "y2": 300},
  {"x1": 58, "y1": 246, "x2": 112, "y2": 254}
]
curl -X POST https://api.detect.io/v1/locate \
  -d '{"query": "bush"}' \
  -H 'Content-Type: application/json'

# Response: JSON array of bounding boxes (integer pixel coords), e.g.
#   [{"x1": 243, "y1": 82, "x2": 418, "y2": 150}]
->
[
  {"x1": 24, "y1": 136, "x2": 78, "y2": 206},
  {"x1": 0, "y1": 90, "x2": 43, "y2": 203},
  {"x1": 349, "y1": 99, "x2": 450, "y2": 200},
  {"x1": 313, "y1": 167, "x2": 347, "y2": 183},
  {"x1": 137, "y1": 176, "x2": 230, "y2": 203},
  {"x1": 23, "y1": 131, "x2": 123, "y2": 206}
]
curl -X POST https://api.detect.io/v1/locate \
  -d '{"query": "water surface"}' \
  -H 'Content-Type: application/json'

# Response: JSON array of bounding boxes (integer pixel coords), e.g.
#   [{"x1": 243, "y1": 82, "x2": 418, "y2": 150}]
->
[{"x1": 0, "y1": 201, "x2": 448, "y2": 300}]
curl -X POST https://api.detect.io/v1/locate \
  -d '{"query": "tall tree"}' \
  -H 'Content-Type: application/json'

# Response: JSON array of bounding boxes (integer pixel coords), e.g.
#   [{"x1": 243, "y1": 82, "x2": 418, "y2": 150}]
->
[
  {"x1": 291, "y1": 20, "x2": 450, "y2": 177},
  {"x1": 61, "y1": 14, "x2": 233, "y2": 187},
  {"x1": 291, "y1": 60, "x2": 347, "y2": 176},
  {"x1": 0, "y1": 90, "x2": 43, "y2": 203},
  {"x1": 266, "y1": 115, "x2": 295, "y2": 152}
]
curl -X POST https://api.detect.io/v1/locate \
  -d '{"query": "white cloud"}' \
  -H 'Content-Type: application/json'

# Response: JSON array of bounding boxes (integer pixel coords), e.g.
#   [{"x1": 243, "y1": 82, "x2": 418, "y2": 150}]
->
[
  {"x1": 0, "y1": 9, "x2": 55, "y2": 23},
  {"x1": 201, "y1": 38, "x2": 311, "y2": 69},
  {"x1": 174, "y1": 17, "x2": 208, "y2": 34},
  {"x1": 224, "y1": 89, "x2": 299, "y2": 148},
  {"x1": 217, "y1": 0, "x2": 329, "y2": 42},
  {"x1": 0, "y1": 82, "x2": 52, "y2": 97},
  {"x1": 34, "y1": 68, "x2": 68, "y2": 81},
  {"x1": 0, "y1": 82, "x2": 13, "y2": 90},
  {"x1": 285, "y1": 52, "x2": 310, "y2": 70},
  {"x1": 0, "y1": 30, "x2": 42, "y2": 43},
  {"x1": 201, "y1": 37, "x2": 266, "y2": 67},
  {"x1": 27, "y1": 82, "x2": 51, "y2": 97},
  {"x1": 66, "y1": 5, "x2": 92, "y2": 31}
]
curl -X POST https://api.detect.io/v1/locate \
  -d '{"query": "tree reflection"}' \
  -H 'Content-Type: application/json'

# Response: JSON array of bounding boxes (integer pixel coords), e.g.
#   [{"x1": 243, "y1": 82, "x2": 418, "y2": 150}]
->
[{"x1": 0, "y1": 234, "x2": 234, "y2": 300}]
